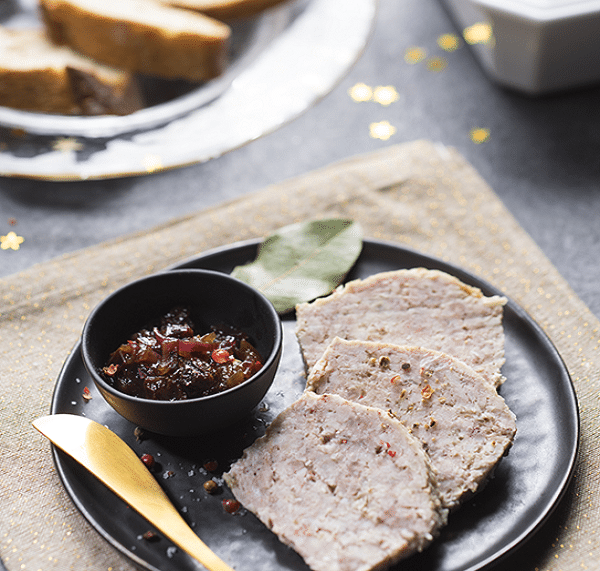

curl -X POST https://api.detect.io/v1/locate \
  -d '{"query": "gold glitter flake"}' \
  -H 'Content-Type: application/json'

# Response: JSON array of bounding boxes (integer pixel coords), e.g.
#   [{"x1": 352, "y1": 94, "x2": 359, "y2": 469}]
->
[
  {"x1": 426, "y1": 56, "x2": 448, "y2": 72},
  {"x1": 349, "y1": 84, "x2": 400, "y2": 107},
  {"x1": 369, "y1": 120, "x2": 397, "y2": 141},
  {"x1": 373, "y1": 86, "x2": 399, "y2": 106},
  {"x1": 470, "y1": 127, "x2": 491, "y2": 144},
  {"x1": 463, "y1": 22, "x2": 493, "y2": 45},
  {"x1": 437, "y1": 33, "x2": 460, "y2": 52},
  {"x1": 52, "y1": 137, "x2": 83, "y2": 153},
  {"x1": 1, "y1": 231, "x2": 24, "y2": 251},
  {"x1": 349, "y1": 82, "x2": 373, "y2": 102},
  {"x1": 404, "y1": 46, "x2": 426, "y2": 64}
]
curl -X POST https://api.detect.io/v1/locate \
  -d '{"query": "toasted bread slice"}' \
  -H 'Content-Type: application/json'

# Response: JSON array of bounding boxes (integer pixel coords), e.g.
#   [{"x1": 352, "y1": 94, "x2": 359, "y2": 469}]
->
[
  {"x1": 307, "y1": 339, "x2": 517, "y2": 510},
  {"x1": 158, "y1": 0, "x2": 289, "y2": 20},
  {"x1": 224, "y1": 392, "x2": 447, "y2": 571},
  {"x1": 40, "y1": 0, "x2": 231, "y2": 81},
  {"x1": 0, "y1": 26, "x2": 142, "y2": 115}
]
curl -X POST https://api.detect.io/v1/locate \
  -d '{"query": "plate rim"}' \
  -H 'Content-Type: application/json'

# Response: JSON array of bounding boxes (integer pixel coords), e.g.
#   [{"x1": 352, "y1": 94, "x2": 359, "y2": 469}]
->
[{"x1": 50, "y1": 237, "x2": 580, "y2": 571}]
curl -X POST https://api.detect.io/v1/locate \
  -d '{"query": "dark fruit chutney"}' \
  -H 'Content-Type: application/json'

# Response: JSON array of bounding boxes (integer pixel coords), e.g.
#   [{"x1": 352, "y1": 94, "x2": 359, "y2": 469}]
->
[{"x1": 100, "y1": 306, "x2": 263, "y2": 400}]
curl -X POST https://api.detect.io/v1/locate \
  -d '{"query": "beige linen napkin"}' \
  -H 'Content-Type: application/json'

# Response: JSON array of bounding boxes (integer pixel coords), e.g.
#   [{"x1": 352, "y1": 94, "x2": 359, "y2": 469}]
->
[{"x1": 1, "y1": 140, "x2": 598, "y2": 571}]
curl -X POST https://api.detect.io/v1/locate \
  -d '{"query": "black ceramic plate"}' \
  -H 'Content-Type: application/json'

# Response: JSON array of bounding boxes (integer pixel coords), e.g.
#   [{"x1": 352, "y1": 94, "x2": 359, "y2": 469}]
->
[{"x1": 50, "y1": 239, "x2": 579, "y2": 571}]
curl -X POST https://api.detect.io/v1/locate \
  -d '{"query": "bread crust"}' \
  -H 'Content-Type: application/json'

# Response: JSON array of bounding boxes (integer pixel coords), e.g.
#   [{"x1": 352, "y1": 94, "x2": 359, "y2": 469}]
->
[
  {"x1": 40, "y1": 0, "x2": 231, "y2": 81},
  {"x1": 158, "y1": 0, "x2": 290, "y2": 20}
]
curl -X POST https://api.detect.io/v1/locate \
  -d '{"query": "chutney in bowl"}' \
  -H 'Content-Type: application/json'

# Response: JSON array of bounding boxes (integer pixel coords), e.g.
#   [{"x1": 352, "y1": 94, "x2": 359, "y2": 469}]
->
[{"x1": 81, "y1": 269, "x2": 282, "y2": 436}]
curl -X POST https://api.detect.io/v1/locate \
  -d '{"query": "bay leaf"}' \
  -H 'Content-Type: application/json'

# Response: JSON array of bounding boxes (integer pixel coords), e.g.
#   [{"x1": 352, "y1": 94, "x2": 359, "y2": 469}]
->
[{"x1": 231, "y1": 219, "x2": 362, "y2": 314}]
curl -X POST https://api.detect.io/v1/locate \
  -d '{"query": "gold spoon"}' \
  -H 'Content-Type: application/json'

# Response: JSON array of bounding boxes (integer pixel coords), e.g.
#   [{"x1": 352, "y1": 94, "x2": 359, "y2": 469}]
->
[{"x1": 33, "y1": 414, "x2": 235, "y2": 571}]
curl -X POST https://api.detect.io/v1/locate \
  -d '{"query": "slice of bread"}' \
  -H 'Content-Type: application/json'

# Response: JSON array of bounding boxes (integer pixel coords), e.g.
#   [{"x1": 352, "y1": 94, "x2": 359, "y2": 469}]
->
[
  {"x1": 157, "y1": 0, "x2": 289, "y2": 20},
  {"x1": 296, "y1": 268, "x2": 507, "y2": 388},
  {"x1": 224, "y1": 392, "x2": 447, "y2": 571},
  {"x1": 40, "y1": 0, "x2": 231, "y2": 82},
  {"x1": 0, "y1": 27, "x2": 143, "y2": 115},
  {"x1": 306, "y1": 339, "x2": 517, "y2": 510}
]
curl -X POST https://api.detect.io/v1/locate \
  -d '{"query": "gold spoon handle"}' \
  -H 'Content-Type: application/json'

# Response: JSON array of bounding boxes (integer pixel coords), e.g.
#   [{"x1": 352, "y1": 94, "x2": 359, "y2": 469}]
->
[{"x1": 33, "y1": 415, "x2": 235, "y2": 571}]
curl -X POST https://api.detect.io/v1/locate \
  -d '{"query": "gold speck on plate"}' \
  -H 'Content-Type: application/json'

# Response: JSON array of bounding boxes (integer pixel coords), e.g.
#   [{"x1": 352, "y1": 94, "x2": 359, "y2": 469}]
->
[
  {"x1": 469, "y1": 128, "x2": 491, "y2": 144},
  {"x1": 1, "y1": 231, "x2": 24, "y2": 251},
  {"x1": 52, "y1": 137, "x2": 83, "y2": 153},
  {"x1": 437, "y1": 33, "x2": 460, "y2": 52},
  {"x1": 142, "y1": 155, "x2": 163, "y2": 173},
  {"x1": 369, "y1": 120, "x2": 397, "y2": 141},
  {"x1": 373, "y1": 86, "x2": 399, "y2": 106},
  {"x1": 349, "y1": 82, "x2": 373, "y2": 102},
  {"x1": 426, "y1": 56, "x2": 448, "y2": 72},
  {"x1": 463, "y1": 22, "x2": 493, "y2": 45},
  {"x1": 404, "y1": 47, "x2": 427, "y2": 65}
]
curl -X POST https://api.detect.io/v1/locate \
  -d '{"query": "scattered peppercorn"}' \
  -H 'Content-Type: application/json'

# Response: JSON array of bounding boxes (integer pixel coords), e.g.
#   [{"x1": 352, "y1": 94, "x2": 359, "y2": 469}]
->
[
  {"x1": 142, "y1": 531, "x2": 159, "y2": 542},
  {"x1": 203, "y1": 459, "x2": 218, "y2": 472},
  {"x1": 401, "y1": 362, "x2": 411, "y2": 370},
  {"x1": 140, "y1": 453, "x2": 155, "y2": 468},
  {"x1": 203, "y1": 480, "x2": 219, "y2": 494},
  {"x1": 134, "y1": 426, "x2": 146, "y2": 441},
  {"x1": 222, "y1": 499, "x2": 241, "y2": 514}
]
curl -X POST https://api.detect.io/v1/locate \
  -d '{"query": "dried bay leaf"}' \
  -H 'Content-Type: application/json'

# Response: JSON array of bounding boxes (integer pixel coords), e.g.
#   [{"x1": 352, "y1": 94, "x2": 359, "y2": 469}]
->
[{"x1": 231, "y1": 219, "x2": 362, "y2": 314}]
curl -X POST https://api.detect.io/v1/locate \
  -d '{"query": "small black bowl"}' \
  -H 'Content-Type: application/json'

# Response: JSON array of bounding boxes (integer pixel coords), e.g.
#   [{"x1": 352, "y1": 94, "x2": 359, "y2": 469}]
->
[{"x1": 81, "y1": 269, "x2": 282, "y2": 436}]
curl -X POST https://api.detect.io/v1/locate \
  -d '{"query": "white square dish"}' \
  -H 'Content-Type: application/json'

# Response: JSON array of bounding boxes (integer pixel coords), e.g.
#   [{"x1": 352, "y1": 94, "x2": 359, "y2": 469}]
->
[{"x1": 440, "y1": 0, "x2": 600, "y2": 94}]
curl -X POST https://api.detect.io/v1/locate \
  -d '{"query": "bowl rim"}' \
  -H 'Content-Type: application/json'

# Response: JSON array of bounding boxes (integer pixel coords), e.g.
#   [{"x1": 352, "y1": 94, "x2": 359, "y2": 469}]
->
[{"x1": 81, "y1": 268, "x2": 283, "y2": 406}]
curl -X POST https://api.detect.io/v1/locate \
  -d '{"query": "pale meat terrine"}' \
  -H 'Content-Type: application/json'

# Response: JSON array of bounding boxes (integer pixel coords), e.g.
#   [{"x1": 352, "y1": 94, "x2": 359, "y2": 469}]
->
[
  {"x1": 295, "y1": 268, "x2": 507, "y2": 388},
  {"x1": 306, "y1": 338, "x2": 517, "y2": 510},
  {"x1": 224, "y1": 392, "x2": 447, "y2": 571}
]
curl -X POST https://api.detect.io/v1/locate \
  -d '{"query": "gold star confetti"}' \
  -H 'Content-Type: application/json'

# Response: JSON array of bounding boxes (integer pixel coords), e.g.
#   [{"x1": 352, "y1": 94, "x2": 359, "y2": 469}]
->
[
  {"x1": 52, "y1": 137, "x2": 83, "y2": 152},
  {"x1": 349, "y1": 82, "x2": 373, "y2": 102},
  {"x1": 463, "y1": 22, "x2": 493, "y2": 45},
  {"x1": 142, "y1": 154, "x2": 163, "y2": 173},
  {"x1": 426, "y1": 56, "x2": 448, "y2": 72},
  {"x1": 373, "y1": 86, "x2": 399, "y2": 106},
  {"x1": 404, "y1": 46, "x2": 427, "y2": 64},
  {"x1": 437, "y1": 33, "x2": 460, "y2": 52},
  {"x1": 369, "y1": 120, "x2": 397, "y2": 141},
  {"x1": 469, "y1": 127, "x2": 491, "y2": 144},
  {"x1": 1, "y1": 231, "x2": 24, "y2": 251}
]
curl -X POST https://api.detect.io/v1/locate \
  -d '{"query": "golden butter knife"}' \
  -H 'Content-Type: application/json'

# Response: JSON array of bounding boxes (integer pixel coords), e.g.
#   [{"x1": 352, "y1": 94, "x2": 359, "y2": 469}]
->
[{"x1": 33, "y1": 414, "x2": 234, "y2": 571}]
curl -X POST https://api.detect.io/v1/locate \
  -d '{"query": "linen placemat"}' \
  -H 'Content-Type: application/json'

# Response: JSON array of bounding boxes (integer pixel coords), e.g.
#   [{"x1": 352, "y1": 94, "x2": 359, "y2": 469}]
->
[{"x1": 1, "y1": 140, "x2": 598, "y2": 571}]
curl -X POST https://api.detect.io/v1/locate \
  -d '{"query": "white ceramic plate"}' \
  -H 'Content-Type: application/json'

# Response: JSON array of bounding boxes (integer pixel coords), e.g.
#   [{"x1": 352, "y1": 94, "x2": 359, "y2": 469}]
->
[{"x1": 0, "y1": 0, "x2": 377, "y2": 179}]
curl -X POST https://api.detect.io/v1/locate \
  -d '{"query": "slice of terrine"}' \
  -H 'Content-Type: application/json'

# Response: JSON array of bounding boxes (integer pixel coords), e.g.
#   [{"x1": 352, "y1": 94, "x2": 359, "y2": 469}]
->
[
  {"x1": 224, "y1": 392, "x2": 447, "y2": 571},
  {"x1": 295, "y1": 268, "x2": 507, "y2": 388},
  {"x1": 306, "y1": 338, "x2": 517, "y2": 510}
]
